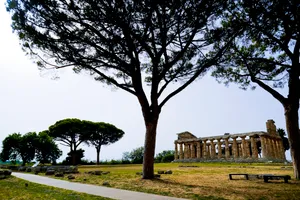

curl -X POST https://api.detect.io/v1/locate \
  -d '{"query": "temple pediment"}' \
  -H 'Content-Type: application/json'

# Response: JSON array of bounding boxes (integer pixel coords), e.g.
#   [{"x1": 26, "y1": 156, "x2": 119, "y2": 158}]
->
[{"x1": 177, "y1": 131, "x2": 197, "y2": 140}]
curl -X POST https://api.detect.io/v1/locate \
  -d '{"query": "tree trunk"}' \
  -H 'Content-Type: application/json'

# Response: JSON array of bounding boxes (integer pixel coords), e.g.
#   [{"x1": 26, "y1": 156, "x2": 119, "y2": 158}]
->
[
  {"x1": 72, "y1": 145, "x2": 77, "y2": 165},
  {"x1": 284, "y1": 103, "x2": 300, "y2": 179},
  {"x1": 71, "y1": 151, "x2": 77, "y2": 165},
  {"x1": 142, "y1": 118, "x2": 159, "y2": 179},
  {"x1": 96, "y1": 146, "x2": 101, "y2": 165}
]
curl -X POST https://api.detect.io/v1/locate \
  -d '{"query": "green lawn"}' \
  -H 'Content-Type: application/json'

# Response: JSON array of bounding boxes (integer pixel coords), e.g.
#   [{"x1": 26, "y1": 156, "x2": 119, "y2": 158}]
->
[{"x1": 0, "y1": 176, "x2": 111, "y2": 200}]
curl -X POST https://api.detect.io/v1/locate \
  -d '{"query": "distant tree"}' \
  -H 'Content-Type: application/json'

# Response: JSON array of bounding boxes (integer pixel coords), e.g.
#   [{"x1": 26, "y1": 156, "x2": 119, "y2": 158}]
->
[
  {"x1": 122, "y1": 152, "x2": 131, "y2": 163},
  {"x1": 123, "y1": 147, "x2": 144, "y2": 164},
  {"x1": 155, "y1": 150, "x2": 174, "y2": 163},
  {"x1": 65, "y1": 149, "x2": 85, "y2": 165},
  {"x1": 35, "y1": 131, "x2": 62, "y2": 164},
  {"x1": 0, "y1": 132, "x2": 37, "y2": 166},
  {"x1": 277, "y1": 128, "x2": 290, "y2": 152},
  {"x1": 48, "y1": 118, "x2": 89, "y2": 165},
  {"x1": 0, "y1": 133, "x2": 21, "y2": 163},
  {"x1": 7, "y1": 0, "x2": 236, "y2": 179},
  {"x1": 85, "y1": 122, "x2": 124, "y2": 165},
  {"x1": 211, "y1": 0, "x2": 300, "y2": 179}
]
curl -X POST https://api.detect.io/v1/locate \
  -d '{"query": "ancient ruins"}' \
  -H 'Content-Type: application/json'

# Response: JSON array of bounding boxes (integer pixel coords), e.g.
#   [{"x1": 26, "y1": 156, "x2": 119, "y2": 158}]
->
[{"x1": 174, "y1": 120, "x2": 286, "y2": 162}]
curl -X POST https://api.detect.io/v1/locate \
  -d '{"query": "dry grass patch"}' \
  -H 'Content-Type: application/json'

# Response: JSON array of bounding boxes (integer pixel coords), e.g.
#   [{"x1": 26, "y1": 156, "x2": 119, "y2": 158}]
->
[{"x1": 48, "y1": 163, "x2": 300, "y2": 200}]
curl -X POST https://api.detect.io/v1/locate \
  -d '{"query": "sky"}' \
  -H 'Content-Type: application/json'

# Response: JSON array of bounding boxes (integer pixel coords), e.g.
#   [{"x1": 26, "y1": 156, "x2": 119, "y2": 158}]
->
[{"x1": 0, "y1": 2, "x2": 293, "y2": 162}]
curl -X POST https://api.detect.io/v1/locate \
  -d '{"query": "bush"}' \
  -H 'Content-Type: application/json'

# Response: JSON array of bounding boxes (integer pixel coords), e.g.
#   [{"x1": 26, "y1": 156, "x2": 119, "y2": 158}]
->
[{"x1": 155, "y1": 150, "x2": 174, "y2": 163}]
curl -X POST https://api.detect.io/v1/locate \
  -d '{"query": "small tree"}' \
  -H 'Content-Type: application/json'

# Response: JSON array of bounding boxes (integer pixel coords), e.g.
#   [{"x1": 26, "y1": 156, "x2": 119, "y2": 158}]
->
[
  {"x1": 123, "y1": 147, "x2": 144, "y2": 164},
  {"x1": 0, "y1": 132, "x2": 37, "y2": 166},
  {"x1": 48, "y1": 118, "x2": 89, "y2": 165},
  {"x1": 65, "y1": 149, "x2": 85, "y2": 165},
  {"x1": 85, "y1": 122, "x2": 124, "y2": 165},
  {"x1": 155, "y1": 150, "x2": 174, "y2": 163},
  {"x1": 35, "y1": 131, "x2": 62, "y2": 164}
]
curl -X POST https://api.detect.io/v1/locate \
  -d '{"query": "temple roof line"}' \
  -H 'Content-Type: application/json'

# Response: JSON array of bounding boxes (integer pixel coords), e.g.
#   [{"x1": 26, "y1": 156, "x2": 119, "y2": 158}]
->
[{"x1": 176, "y1": 131, "x2": 281, "y2": 143}]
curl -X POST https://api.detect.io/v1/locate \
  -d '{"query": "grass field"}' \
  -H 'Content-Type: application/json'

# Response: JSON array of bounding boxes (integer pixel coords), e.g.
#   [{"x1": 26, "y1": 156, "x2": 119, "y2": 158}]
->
[
  {"x1": 0, "y1": 176, "x2": 111, "y2": 200},
  {"x1": 47, "y1": 162, "x2": 300, "y2": 200}
]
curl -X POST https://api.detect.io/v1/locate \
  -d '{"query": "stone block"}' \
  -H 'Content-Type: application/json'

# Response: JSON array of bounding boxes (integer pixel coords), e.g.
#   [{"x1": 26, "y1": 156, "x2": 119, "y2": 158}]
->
[
  {"x1": 102, "y1": 171, "x2": 110, "y2": 175},
  {"x1": 3, "y1": 170, "x2": 12, "y2": 176},
  {"x1": 18, "y1": 167, "x2": 26, "y2": 172},
  {"x1": 68, "y1": 175, "x2": 75, "y2": 180},
  {"x1": 55, "y1": 173, "x2": 64, "y2": 177},
  {"x1": 157, "y1": 170, "x2": 164, "y2": 174},
  {"x1": 26, "y1": 168, "x2": 32, "y2": 172},
  {"x1": 154, "y1": 174, "x2": 161, "y2": 178},
  {"x1": 102, "y1": 181, "x2": 110, "y2": 186},
  {"x1": 94, "y1": 171, "x2": 102, "y2": 175},
  {"x1": 45, "y1": 170, "x2": 55, "y2": 175},
  {"x1": 165, "y1": 170, "x2": 173, "y2": 174}
]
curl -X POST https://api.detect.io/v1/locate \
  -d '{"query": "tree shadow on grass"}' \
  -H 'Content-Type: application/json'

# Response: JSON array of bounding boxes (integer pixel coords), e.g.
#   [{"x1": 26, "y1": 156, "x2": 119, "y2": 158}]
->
[{"x1": 148, "y1": 178, "x2": 228, "y2": 200}]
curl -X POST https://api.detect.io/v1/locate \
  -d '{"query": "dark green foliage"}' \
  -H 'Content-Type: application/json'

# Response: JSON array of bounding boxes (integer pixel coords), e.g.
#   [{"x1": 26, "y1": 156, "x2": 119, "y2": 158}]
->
[
  {"x1": 155, "y1": 150, "x2": 175, "y2": 163},
  {"x1": 85, "y1": 121, "x2": 124, "y2": 165},
  {"x1": 0, "y1": 132, "x2": 37, "y2": 166},
  {"x1": 48, "y1": 118, "x2": 90, "y2": 165},
  {"x1": 35, "y1": 131, "x2": 62, "y2": 164},
  {"x1": 123, "y1": 147, "x2": 144, "y2": 164},
  {"x1": 0, "y1": 133, "x2": 22, "y2": 163},
  {"x1": 277, "y1": 128, "x2": 290, "y2": 151},
  {"x1": 48, "y1": 118, "x2": 88, "y2": 151},
  {"x1": 212, "y1": 1, "x2": 299, "y2": 91},
  {"x1": 0, "y1": 131, "x2": 62, "y2": 165},
  {"x1": 64, "y1": 149, "x2": 85, "y2": 165}
]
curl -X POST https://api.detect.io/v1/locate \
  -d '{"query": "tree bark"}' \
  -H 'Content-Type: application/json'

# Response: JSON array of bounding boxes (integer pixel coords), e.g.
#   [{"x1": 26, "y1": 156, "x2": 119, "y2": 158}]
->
[
  {"x1": 284, "y1": 102, "x2": 300, "y2": 179},
  {"x1": 96, "y1": 146, "x2": 101, "y2": 165},
  {"x1": 142, "y1": 118, "x2": 159, "y2": 179}
]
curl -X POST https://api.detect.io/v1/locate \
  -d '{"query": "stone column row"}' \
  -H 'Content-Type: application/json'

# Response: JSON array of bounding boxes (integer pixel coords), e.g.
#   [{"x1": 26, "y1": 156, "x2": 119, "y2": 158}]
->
[
  {"x1": 260, "y1": 136, "x2": 285, "y2": 160},
  {"x1": 175, "y1": 135, "x2": 266, "y2": 160}
]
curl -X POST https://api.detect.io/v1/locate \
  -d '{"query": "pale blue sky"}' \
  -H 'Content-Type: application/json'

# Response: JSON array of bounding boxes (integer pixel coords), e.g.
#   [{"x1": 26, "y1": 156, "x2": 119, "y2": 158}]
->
[{"x1": 0, "y1": 2, "x2": 292, "y2": 162}]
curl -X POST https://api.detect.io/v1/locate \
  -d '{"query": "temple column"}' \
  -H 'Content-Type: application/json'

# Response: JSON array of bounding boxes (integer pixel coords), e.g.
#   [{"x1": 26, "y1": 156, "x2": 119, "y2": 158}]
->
[
  {"x1": 184, "y1": 143, "x2": 188, "y2": 159},
  {"x1": 197, "y1": 142, "x2": 201, "y2": 159},
  {"x1": 238, "y1": 143, "x2": 242, "y2": 158},
  {"x1": 250, "y1": 136, "x2": 258, "y2": 159},
  {"x1": 277, "y1": 140, "x2": 283, "y2": 159},
  {"x1": 174, "y1": 142, "x2": 178, "y2": 160},
  {"x1": 179, "y1": 143, "x2": 183, "y2": 160},
  {"x1": 278, "y1": 140, "x2": 286, "y2": 160},
  {"x1": 217, "y1": 139, "x2": 222, "y2": 159},
  {"x1": 273, "y1": 140, "x2": 278, "y2": 159},
  {"x1": 232, "y1": 137, "x2": 238, "y2": 159},
  {"x1": 191, "y1": 143, "x2": 195, "y2": 159},
  {"x1": 207, "y1": 144, "x2": 211, "y2": 158},
  {"x1": 210, "y1": 139, "x2": 216, "y2": 158},
  {"x1": 268, "y1": 138, "x2": 275, "y2": 158},
  {"x1": 188, "y1": 143, "x2": 191, "y2": 158},
  {"x1": 260, "y1": 136, "x2": 267, "y2": 158},
  {"x1": 203, "y1": 140, "x2": 207, "y2": 159},
  {"x1": 245, "y1": 140, "x2": 251, "y2": 158},
  {"x1": 273, "y1": 139, "x2": 280, "y2": 159},
  {"x1": 224, "y1": 138, "x2": 230, "y2": 159},
  {"x1": 241, "y1": 136, "x2": 246, "y2": 158},
  {"x1": 265, "y1": 137, "x2": 271, "y2": 158}
]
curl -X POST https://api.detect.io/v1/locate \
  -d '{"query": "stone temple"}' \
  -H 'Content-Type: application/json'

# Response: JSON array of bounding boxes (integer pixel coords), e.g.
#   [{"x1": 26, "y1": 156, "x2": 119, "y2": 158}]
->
[{"x1": 174, "y1": 120, "x2": 286, "y2": 162}]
